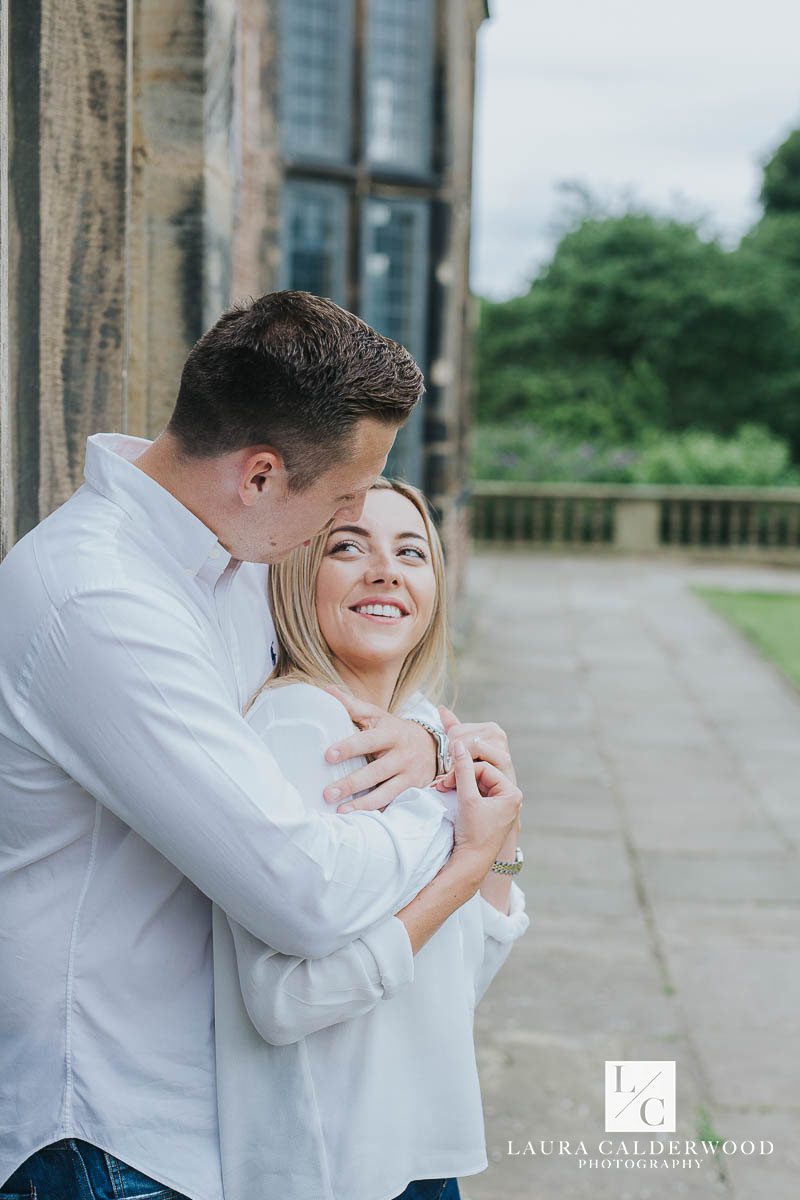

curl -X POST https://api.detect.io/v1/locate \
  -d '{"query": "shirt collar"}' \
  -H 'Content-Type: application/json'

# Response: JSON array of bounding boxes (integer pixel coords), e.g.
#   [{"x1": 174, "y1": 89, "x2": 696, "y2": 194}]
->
[{"x1": 83, "y1": 433, "x2": 237, "y2": 583}]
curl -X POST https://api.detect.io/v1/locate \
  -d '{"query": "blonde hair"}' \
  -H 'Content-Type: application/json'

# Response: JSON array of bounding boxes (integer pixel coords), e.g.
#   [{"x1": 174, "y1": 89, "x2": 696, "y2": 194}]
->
[{"x1": 244, "y1": 477, "x2": 450, "y2": 716}]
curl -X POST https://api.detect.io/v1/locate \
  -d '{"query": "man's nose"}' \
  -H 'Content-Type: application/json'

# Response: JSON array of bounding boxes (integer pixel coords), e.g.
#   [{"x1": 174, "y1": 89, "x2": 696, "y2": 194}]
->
[{"x1": 336, "y1": 494, "x2": 367, "y2": 523}]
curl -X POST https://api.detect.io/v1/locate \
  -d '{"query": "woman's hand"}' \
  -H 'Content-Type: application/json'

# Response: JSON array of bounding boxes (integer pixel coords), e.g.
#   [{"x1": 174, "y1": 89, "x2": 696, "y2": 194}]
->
[
  {"x1": 433, "y1": 705, "x2": 516, "y2": 791},
  {"x1": 321, "y1": 685, "x2": 438, "y2": 813},
  {"x1": 450, "y1": 737, "x2": 522, "y2": 875}
]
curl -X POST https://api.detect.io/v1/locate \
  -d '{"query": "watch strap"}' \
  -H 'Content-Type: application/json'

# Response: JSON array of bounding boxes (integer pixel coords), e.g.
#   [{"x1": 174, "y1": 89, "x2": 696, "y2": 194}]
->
[{"x1": 491, "y1": 846, "x2": 524, "y2": 875}]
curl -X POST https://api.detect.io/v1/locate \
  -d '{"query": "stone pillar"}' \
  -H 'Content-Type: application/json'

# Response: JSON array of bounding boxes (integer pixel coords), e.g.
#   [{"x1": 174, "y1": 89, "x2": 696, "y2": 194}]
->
[
  {"x1": 230, "y1": 0, "x2": 281, "y2": 301},
  {"x1": 426, "y1": 0, "x2": 486, "y2": 604},
  {"x1": 614, "y1": 498, "x2": 662, "y2": 553}
]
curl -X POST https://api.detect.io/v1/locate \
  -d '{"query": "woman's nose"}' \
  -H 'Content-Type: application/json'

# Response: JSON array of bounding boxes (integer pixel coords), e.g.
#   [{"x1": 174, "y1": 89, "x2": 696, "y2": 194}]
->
[{"x1": 366, "y1": 556, "x2": 400, "y2": 585}]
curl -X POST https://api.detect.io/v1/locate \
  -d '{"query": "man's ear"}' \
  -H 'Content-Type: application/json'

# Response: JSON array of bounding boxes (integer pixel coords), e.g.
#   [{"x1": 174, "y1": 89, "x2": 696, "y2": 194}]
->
[{"x1": 238, "y1": 447, "x2": 285, "y2": 506}]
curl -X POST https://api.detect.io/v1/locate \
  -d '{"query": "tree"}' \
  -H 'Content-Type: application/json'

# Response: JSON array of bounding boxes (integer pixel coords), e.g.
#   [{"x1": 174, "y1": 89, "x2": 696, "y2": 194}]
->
[
  {"x1": 477, "y1": 211, "x2": 799, "y2": 445},
  {"x1": 761, "y1": 130, "x2": 800, "y2": 215}
]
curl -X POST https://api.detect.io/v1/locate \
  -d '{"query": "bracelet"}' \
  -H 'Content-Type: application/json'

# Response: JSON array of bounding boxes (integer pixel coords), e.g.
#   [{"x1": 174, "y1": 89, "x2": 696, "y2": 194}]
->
[{"x1": 491, "y1": 846, "x2": 523, "y2": 875}]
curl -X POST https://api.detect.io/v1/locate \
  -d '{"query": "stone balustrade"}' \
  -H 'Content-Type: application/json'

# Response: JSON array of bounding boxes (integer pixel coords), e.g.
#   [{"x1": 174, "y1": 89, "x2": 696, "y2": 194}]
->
[{"x1": 471, "y1": 481, "x2": 800, "y2": 561}]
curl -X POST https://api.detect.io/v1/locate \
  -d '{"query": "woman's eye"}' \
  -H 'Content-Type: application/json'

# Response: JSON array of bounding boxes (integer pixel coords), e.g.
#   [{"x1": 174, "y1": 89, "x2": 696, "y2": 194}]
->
[
  {"x1": 330, "y1": 539, "x2": 362, "y2": 555},
  {"x1": 398, "y1": 546, "x2": 427, "y2": 560}
]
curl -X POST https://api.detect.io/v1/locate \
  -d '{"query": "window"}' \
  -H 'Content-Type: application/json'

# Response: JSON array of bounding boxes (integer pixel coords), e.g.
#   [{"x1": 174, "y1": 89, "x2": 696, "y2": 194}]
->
[
  {"x1": 281, "y1": 182, "x2": 349, "y2": 304},
  {"x1": 361, "y1": 199, "x2": 430, "y2": 482},
  {"x1": 279, "y1": 0, "x2": 354, "y2": 163},
  {"x1": 364, "y1": 0, "x2": 435, "y2": 175}
]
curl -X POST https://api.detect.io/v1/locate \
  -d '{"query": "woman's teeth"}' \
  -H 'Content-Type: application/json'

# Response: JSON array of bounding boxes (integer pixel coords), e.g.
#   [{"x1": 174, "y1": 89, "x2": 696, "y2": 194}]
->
[{"x1": 353, "y1": 604, "x2": 404, "y2": 618}]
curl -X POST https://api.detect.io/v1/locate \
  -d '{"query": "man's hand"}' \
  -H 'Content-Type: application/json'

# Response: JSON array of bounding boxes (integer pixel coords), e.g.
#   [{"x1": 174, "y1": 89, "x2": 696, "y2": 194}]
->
[
  {"x1": 433, "y1": 704, "x2": 516, "y2": 791},
  {"x1": 322, "y1": 685, "x2": 439, "y2": 813}
]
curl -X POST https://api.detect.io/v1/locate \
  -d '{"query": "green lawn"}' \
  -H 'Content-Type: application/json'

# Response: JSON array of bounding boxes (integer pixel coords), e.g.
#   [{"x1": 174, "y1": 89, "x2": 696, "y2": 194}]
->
[{"x1": 694, "y1": 588, "x2": 800, "y2": 690}]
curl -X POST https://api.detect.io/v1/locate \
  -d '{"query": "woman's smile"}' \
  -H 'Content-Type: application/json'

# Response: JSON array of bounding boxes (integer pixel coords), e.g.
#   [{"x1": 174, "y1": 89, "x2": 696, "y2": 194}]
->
[{"x1": 348, "y1": 596, "x2": 411, "y2": 623}]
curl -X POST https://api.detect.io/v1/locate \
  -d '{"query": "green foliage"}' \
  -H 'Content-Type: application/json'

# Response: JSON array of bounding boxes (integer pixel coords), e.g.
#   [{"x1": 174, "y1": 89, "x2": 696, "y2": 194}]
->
[
  {"x1": 760, "y1": 129, "x2": 800, "y2": 214},
  {"x1": 472, "y1": 422, "x2": 800, "y2": 487},
  {"x1": 475, "y1": 131, "x2": 800, "y2": 469},
  {"x1": 632, "y1": 423, "x2": 799, "y2": 485}
]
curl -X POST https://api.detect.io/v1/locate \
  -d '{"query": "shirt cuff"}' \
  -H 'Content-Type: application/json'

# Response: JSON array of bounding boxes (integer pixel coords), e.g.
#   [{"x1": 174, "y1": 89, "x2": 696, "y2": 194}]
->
[
  {"x1": 391, "y1": 784, "x2": 457, "y2": 826},
  {"x1": 358, "y1": 915, "x2": 415, "y2": 999},
  {"x1": 480, "y1": 880, "x2": 530, "y2": 944},
  {"x1": 434, "y1": 786, "x2": 458, "y2": 824}
]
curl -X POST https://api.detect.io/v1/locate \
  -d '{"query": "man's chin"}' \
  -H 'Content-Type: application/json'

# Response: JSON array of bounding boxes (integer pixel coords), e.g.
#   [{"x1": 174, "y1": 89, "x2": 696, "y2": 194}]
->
[{"x1": 262, "y1": 545, "x2": 296, "y2": 565}]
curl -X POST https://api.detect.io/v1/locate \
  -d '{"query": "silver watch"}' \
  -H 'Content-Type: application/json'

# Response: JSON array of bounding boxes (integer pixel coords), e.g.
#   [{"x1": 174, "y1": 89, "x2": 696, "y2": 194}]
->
[{"x1": 407, "y1": 717, "x2": 454, "y2": 781}]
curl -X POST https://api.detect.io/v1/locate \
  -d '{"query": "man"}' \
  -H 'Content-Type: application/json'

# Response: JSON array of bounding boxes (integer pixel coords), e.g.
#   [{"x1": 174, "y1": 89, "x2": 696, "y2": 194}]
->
[{"x1": 0, "y1": 293, "x2": 516, "y2": 1200}]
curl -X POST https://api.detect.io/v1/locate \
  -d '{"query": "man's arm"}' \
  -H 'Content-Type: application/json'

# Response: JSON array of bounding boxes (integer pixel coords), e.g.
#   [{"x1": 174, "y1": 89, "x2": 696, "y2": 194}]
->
[
  {"x1": 222, "y1": 846, "x2": 491, "y2": 1046},
  {"x1": 15, "y1": 585, "x2": 453, "y2": 959},
  {"x1": 223, "y1": 739, "x2": 523, "y2": 1047}
]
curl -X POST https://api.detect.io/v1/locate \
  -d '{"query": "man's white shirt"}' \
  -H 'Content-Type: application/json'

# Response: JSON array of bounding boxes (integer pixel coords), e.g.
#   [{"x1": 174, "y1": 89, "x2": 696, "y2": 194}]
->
[{"x1": 0, "y1": 433, "x2": 454, "y2": 1200}]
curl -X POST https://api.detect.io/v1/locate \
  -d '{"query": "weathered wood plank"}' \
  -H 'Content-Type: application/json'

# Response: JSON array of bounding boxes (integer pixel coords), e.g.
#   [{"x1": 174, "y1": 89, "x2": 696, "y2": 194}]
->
[
  {"x1": 203, "y1": 0, "x2": 235, "y2": 327},
  {"x1": 0, "y1": 0, "x2": 11, "y2": 556},
  {"x1": 231, "y1": 0, "x2": 281, "y2": 299},
  {"x1": 127, "y1": 0, "x2": 205, "y2": 439},
  {"x1": 127, "y1": 0, "x2": 280, "y2": 441},
  {"x1": 8, "y1": 0, "x2": 42, "y2": 542},
  {"x1": 38, "y1": 0, "x2": 129, "y2": 514}
]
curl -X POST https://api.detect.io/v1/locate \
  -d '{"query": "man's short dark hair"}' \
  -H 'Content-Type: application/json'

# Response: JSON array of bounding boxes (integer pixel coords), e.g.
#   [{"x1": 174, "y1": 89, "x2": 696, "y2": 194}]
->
[{"x1": 166, "y1": 291, "x2": 424, "y2": 491}]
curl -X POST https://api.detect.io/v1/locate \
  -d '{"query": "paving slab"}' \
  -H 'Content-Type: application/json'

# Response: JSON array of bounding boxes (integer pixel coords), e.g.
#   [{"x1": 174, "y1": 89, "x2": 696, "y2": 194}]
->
[{"x1": 454, "y1": 552, "x2": 800, "y2": 1200}]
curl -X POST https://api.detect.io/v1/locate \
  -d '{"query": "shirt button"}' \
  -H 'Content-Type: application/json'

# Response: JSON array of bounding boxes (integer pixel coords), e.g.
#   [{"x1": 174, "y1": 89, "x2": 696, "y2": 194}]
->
[{"x1": 210, "y1": 548, "x2": 220, "y2": 559}]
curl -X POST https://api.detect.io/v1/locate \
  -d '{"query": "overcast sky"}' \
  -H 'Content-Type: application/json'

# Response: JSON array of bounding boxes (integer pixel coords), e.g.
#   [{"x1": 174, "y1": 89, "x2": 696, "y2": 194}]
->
[{"x1": 470, "y1": 0, "x2": 800, "y2": 299}]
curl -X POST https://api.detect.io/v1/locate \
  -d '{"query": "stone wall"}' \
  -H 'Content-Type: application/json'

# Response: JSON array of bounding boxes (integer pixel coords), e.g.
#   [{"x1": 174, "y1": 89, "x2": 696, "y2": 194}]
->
[{"x1": 0, "y1": 0, "x2": 484, "y2": 586}]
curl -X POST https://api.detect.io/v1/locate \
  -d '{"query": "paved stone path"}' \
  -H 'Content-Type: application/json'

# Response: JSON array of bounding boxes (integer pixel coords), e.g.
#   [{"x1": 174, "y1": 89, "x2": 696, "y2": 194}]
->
[{"x1": 454, "y1": 552, "x2": 800, "y2": 1200}]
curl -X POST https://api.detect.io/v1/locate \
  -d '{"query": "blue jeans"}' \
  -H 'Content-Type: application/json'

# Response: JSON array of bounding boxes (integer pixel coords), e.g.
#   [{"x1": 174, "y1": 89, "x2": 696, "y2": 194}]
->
[
  {"x1": 1, "y1": 1141, "x2": 459, "y2": 1200},
  {"x1": 392, "y1": 1182, "x2": 460, "y2": 1200},
  {"x1": 0, "y1": 1139, "x2": 188, "y2": 1200}
]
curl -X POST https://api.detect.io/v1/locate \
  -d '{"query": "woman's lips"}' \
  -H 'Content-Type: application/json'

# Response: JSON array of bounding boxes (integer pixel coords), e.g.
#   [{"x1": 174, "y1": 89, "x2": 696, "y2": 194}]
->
[{"x1": 350, "y1": 611, "x2": 405, "y2": 622}]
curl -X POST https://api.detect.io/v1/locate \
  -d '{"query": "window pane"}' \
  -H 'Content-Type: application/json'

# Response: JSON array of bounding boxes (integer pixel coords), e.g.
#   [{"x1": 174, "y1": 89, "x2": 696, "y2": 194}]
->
[
  {"x1": 281, "y1": 182, "x2": 348, "y2": 305},
  {"x1": 279, "y1": 0, "x2": 353, "y2": 163},
  {"x1": 364, "y1": 0, "x2": 435, "y2": 174},
  {"x1": 361, "y1": 199, "x2": 430, "y2": 483}
]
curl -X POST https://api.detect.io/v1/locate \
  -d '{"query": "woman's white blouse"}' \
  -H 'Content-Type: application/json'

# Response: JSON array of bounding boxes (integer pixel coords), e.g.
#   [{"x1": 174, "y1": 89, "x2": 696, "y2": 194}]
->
[{"x1": 212, "y1": 683, "x2": 529, "y2": 1200}]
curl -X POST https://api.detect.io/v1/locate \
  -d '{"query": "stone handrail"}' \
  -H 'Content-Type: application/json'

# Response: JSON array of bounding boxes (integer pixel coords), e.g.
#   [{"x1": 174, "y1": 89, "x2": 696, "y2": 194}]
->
[{"x1": 471, "y1": 481, "x2": 800, "y2": 558}]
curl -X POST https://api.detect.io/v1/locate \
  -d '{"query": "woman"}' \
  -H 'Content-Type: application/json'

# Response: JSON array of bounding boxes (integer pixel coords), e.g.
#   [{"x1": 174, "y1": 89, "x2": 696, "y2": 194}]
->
[{"x1": 212, "y1": 478, "x2": 528, "y2": 1200}]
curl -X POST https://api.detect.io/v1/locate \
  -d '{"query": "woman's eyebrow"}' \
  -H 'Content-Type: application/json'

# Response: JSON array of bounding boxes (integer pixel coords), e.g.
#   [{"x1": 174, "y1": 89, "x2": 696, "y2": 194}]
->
[
  {"x1": 327, "y1": 525, "x2": 428, "y2": 542},
  {"x1": 328, "y1": 524, "x2": 370, "y2": 537}
]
